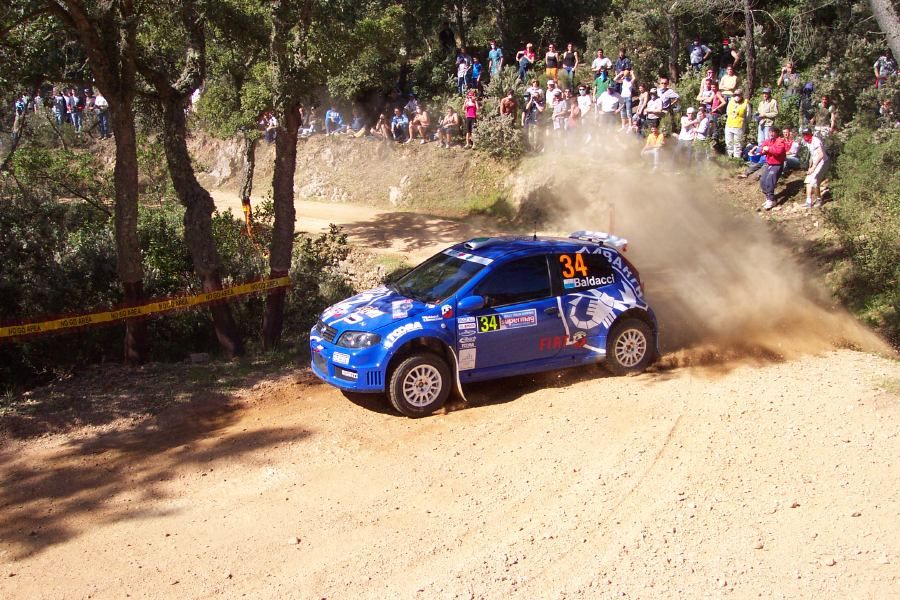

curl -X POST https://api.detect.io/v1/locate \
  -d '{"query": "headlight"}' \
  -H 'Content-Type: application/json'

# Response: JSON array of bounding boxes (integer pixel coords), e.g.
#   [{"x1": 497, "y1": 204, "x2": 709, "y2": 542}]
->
[{"x1": 337, "y1": 331, "x2": 381, "y2": 348}]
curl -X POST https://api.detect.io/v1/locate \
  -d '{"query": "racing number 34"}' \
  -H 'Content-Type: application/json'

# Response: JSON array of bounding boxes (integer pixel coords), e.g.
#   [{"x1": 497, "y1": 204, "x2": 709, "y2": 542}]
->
[
  {"x1": 478, "y1": 315, "x2": 500, "y2": 333},
  {"x1": 559, "y1": 254, "x2": 588, "y2": 278}
]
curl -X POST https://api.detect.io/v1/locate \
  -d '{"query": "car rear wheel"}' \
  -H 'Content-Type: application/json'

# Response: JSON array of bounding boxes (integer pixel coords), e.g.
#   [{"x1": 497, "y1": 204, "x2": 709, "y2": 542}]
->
[
  {"x1": 605, "y1": 318, "x2": 654, "y2": 375},
  {"x1": 388, "y1": 353, "x2": 451, "y2": 417}
]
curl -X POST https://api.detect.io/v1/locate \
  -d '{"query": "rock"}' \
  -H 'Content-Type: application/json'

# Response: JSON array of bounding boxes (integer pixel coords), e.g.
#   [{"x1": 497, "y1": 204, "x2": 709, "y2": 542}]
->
[
  {"x1": 287, "y1": 536, "x2": 300, "y2": 545},
  {"x1": 225, "y1": 572, "x2": 233, "y2": 579},
  {"x1": 824, "y1": 558, "x2": 836, "y2": 567},
  {"x1": 189, "y1": 352, "x2": 210, "y2": 364},
  {"x1": 790, "y1": 502, "x2": 800, "y2": 508},
  {"x1": 851, "y1": 511, "x2": 861, "y2": 517},
  {"x1": 754, "y1": 541, "x2": 764, "y2": 550}
]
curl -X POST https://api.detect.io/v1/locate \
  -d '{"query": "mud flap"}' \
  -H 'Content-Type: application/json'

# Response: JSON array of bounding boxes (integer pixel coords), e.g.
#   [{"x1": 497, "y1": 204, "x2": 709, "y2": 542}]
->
[{"x1": 447, "y1": 348, "x2": 468, "y2": 404}]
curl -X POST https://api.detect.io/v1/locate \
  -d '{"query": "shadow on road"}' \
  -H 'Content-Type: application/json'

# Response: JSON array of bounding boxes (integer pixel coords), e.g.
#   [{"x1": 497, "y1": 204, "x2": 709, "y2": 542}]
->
[{"x1": 0, "y1": 386, "x2": 312, "y2": 561}]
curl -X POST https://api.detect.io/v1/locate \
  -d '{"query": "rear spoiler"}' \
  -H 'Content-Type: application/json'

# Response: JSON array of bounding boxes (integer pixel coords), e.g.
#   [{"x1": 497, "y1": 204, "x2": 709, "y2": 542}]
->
[{"x1": 568, "y1": 230, "x2": 628, "y2": 251}]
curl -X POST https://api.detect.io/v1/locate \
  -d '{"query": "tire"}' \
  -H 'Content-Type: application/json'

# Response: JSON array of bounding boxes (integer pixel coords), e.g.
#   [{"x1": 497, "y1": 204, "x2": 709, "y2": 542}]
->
[
  {"x1": 604, "y1": 318, "x2": 655, "y2": 375},
  {"x1": 387, "y1": 353, "x2": 452, "y2": 417}
]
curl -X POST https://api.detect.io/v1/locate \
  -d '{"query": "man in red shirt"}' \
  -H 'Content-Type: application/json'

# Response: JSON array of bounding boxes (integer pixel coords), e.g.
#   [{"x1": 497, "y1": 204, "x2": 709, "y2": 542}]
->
[{"x1": 760, "y1": 127, "x2": 788, "y2": 210}]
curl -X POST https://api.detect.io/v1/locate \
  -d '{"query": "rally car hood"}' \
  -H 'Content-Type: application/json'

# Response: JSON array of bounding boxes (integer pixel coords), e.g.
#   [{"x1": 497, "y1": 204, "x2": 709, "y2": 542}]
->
[{"x1": 318, "y1": 286, "x2": 432, "y2": 334}]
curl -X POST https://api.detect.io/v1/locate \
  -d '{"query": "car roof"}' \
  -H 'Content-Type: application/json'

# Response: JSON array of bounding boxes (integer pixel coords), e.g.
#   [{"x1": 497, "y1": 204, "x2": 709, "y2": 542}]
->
[{"x1": 447, "y1": 234, "x2": 619, "y2": 262}]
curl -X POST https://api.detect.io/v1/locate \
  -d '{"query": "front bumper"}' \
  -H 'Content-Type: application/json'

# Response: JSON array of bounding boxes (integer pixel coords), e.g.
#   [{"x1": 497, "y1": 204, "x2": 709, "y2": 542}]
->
[{"x1": 309, "y1": 333, "x2": 386, "y2": 392}]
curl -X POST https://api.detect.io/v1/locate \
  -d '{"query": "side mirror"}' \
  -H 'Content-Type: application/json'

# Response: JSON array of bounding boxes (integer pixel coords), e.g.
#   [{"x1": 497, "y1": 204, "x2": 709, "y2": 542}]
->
[{"x1": 457, "y1": 295, "x2": 485, "y2": 313}]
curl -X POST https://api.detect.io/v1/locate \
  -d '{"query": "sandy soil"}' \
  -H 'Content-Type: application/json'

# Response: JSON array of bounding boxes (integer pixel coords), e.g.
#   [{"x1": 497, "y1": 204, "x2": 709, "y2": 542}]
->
[
  {"x1": 0, "y1": 350, "x2": 897, "y2": 599},
  {"x1": 212, "y1": 190, "x2": 480, "y2": 264}
]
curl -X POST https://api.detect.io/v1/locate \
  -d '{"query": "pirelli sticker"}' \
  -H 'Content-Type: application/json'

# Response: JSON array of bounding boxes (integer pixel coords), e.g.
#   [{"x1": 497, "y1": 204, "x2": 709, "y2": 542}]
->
[{"x1": 0, "y1": 276, "x2": 291, "y2": 341}]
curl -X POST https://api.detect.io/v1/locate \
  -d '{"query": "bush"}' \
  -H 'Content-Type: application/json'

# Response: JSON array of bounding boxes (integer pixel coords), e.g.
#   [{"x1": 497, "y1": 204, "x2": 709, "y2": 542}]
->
[
  {"x1": 828, "y1": 127, "x2": 900, "y2": 343},
  {"x1": 473, "y1": 113, "x2": 525, "y2": 159}
]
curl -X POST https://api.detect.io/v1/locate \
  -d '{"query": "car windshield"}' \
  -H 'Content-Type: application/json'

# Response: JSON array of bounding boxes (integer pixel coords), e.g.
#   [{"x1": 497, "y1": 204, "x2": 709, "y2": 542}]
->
[{"x1": 391, "y1": 251, "x2": 486, "y2": 304}]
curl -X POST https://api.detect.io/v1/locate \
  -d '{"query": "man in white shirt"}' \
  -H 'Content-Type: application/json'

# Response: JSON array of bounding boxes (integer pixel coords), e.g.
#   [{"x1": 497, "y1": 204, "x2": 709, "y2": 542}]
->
[
  {"x1": 576, "y1": 84, "x2": 593, "y2": 120},
  {"x1": 676, "y1": 106, "x2": 698, "y2": 165},
  {"x1": 801, "y1": 127, "x2": 828, "y2": 208},
  {"x1": 591, "y1": 49, "x2": 612, "y2": 80},
  {"x1": 597, "y1": 86, "x2": 621, "y2": 129},
  {"x1": 94, "y1": 92, "x2": 110, "y2": 139}
]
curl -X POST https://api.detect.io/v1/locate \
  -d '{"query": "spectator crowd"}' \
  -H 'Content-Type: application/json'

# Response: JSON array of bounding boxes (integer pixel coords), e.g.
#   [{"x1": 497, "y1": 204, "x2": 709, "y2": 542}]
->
[{"x1": 13, "y1": 39, "x2": 898, "y2": 211}]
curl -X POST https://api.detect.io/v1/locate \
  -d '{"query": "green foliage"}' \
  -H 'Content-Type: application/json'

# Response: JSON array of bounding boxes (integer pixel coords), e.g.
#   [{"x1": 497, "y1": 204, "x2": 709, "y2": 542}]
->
[
  {"x1": 473, "y1": 113, "x2": 525, "y2": 159},
  {"x1": 828, "y1": 128, "x2": 900, "y2": 342},
  {"x1": 284, "y1": 225, "x2": 353, "y2": 336},
  {"x1": 484, "y1": 65, "x2": 526, "y2": 100},
  {"x1": 327, "y1": 4, "x2": 406, "y2": 101}
]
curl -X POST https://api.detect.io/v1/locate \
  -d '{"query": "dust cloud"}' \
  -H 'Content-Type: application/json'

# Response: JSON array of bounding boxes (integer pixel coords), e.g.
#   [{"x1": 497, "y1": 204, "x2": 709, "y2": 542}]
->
[{"x1": 509, "y1": 131, "x2": 890, "y2": 368}]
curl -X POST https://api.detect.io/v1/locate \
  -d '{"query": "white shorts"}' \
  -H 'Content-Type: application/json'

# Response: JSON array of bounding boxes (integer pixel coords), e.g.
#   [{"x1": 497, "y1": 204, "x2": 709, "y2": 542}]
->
[{"x1": 804, "y1": 159, "x2": 828, "y2": 185}]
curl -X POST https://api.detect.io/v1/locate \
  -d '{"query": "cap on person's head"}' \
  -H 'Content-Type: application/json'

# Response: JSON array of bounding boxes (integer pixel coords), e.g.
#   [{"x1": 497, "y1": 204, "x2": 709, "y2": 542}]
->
[
  {"x1": 686, "y1": 107, "x2": 696, "y2": 113},
  {"x1": 734, "y1": 88, "x2": 743, "y2": 96},
  {"x1": 650, "y1": 87, "x2": 657, "y2": 93},
  {"x1": 762, "y1": 87, "x2": 772, "y2": 94},
  {"x1": 802, "y1": 127, "x2": 812, "y2": 135},
  {"x1": 723, "y1": 39, "x2": 730, "y2": 45}
]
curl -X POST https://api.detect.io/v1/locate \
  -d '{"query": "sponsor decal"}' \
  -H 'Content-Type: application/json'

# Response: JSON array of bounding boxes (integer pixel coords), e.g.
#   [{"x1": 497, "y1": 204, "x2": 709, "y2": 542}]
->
[
  {"x1": 356, "y1": 306, "x2": 384, "y2": 318},
  {"x1": 458, "y1": 322, "x2": 477, "y2": 331},
  {"x1": 384, "y1": 321, "x2": 424, "y2": 348},
  {"x1": 477, "y1": 309, "x2": 537, "y2": 333},
  {"x1": 458, "y1": 348, "x2": 477, "y2": 370},
  {"x1": 458, "y1": 316, "x2": 475, "y2": 324},
  {"x1": 421, "y1": 314, "x2": 443, "y2": 322},
  {"x1": 337, "y1": 368, "x2": 358, "y2": 380},
  {"x1": 539, "y1": 331, "x2": 588, "y2": 351},
  {"x1": 443, "y1": 248, "x2": 494, "y2": 266},
  {"x1": 392, "y1": 299, "x2": 413, "y2": 319},
  {"x1": 459, "y1": 342, "x2": 476, "y2": 349},
  {"x1": 441, "y1": 304, "x2": 454, "y2": 319},
  {"x1": 342, "y1": 313, "x2": 365, "y2": 325},
  {"x1": 565, "y1": 287, "x2": 634, "y2": 331},
  {"x1": 459, "y1": 335, "x2": 476, "y2": 344},
  {"x1": 332, "y1": 351, "x2": 350, "y2": 365},
  {"x1": 563, "y1": 275, "x2": 615, "y2": 289}
]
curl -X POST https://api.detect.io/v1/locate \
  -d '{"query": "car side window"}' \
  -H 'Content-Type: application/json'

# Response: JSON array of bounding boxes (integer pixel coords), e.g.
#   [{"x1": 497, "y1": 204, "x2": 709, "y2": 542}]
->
[
  {"x1": 474, "y1": 255, "x2": 552, "y2": 308},
  {"x1": 555, "y1": 252, "x2": 616, "y2": 292}
]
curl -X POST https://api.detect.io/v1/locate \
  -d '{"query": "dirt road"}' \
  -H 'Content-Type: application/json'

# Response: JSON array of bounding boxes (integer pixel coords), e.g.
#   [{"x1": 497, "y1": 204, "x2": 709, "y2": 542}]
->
[
  {"x1": 2, "y1": 180, "x2": 897, "y2": 598},
  {"x1": 212, "y1": 191, "x2": 481, "y2": 264},
  {"x1": 1, "y1": 350, "x2": 897, "y2": 599}
]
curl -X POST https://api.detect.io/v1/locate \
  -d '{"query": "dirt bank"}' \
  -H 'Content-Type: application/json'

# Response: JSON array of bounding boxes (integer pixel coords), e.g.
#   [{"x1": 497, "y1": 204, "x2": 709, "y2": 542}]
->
[{"x1": 192, "y1": 135, "x2": 512, "y2": 217}]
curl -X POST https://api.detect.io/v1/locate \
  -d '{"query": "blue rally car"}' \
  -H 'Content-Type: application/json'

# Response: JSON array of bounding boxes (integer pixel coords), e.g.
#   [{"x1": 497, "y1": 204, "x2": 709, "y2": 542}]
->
[{"x1": 310, "y1": 232, "x2": 658, "y2": 417}]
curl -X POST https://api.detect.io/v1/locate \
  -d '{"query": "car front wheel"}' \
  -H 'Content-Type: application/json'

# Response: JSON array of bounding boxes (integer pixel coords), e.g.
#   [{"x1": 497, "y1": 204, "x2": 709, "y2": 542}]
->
[
  {"x1": 605, "y1": 318, "x2": 655, "y2": 375},
  {"x1": 388, "y1": 353, "x2": 451, "y2": 417}
]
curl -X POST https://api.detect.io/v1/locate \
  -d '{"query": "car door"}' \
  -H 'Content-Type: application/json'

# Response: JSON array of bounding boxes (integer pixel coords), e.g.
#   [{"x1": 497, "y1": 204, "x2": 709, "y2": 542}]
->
[
  {"x1": 458, "y1": 254, "x2": 567, "y2": 372},
  {"x1": 552, "y1": 250, "x2": 622, "y2": 357}
]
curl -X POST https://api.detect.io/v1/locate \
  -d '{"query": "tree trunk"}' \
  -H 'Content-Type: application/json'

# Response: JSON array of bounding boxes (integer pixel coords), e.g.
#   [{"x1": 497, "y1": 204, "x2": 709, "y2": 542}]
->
[
  {"x1": 239, "y1": 133, "x2": 257, "y2": 201},
  {"x1": 453, "y1": 2, "x2": 467, "y2": 49},
  {"x1": 51, "y1": 0, "x2": 149, "y2": 363},
  {"x1": 869, "y1": 0, "x2": 900, "y2": 59},
  {"x1": 666, "y1": 10, "x2": 681, "y2": 83},
  {"x1": 110, "y1": 107, "x2": 148, "y2": 362},
  {"x1": 743, "y1": 0, "x2": 757, "y2": 97},
  {"x1": 262, "y1": 105, "x2": 300, "y2": 349},
  {"x1": 160, "y1": 91, "x2": 244, "y2": 358}
]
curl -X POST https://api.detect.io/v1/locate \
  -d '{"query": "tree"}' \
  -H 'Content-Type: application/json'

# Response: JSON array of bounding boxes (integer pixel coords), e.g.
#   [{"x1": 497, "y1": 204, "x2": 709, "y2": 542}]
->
[
  {"x1": 869, "y1": 0, "x2": 900, "y2": 59},
  {"x1": 43, "y1": 0, "x2": 149, "y2": 362},
  {"x1": 138, "y1": 0, "x2": 244, "y2": 357}
]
